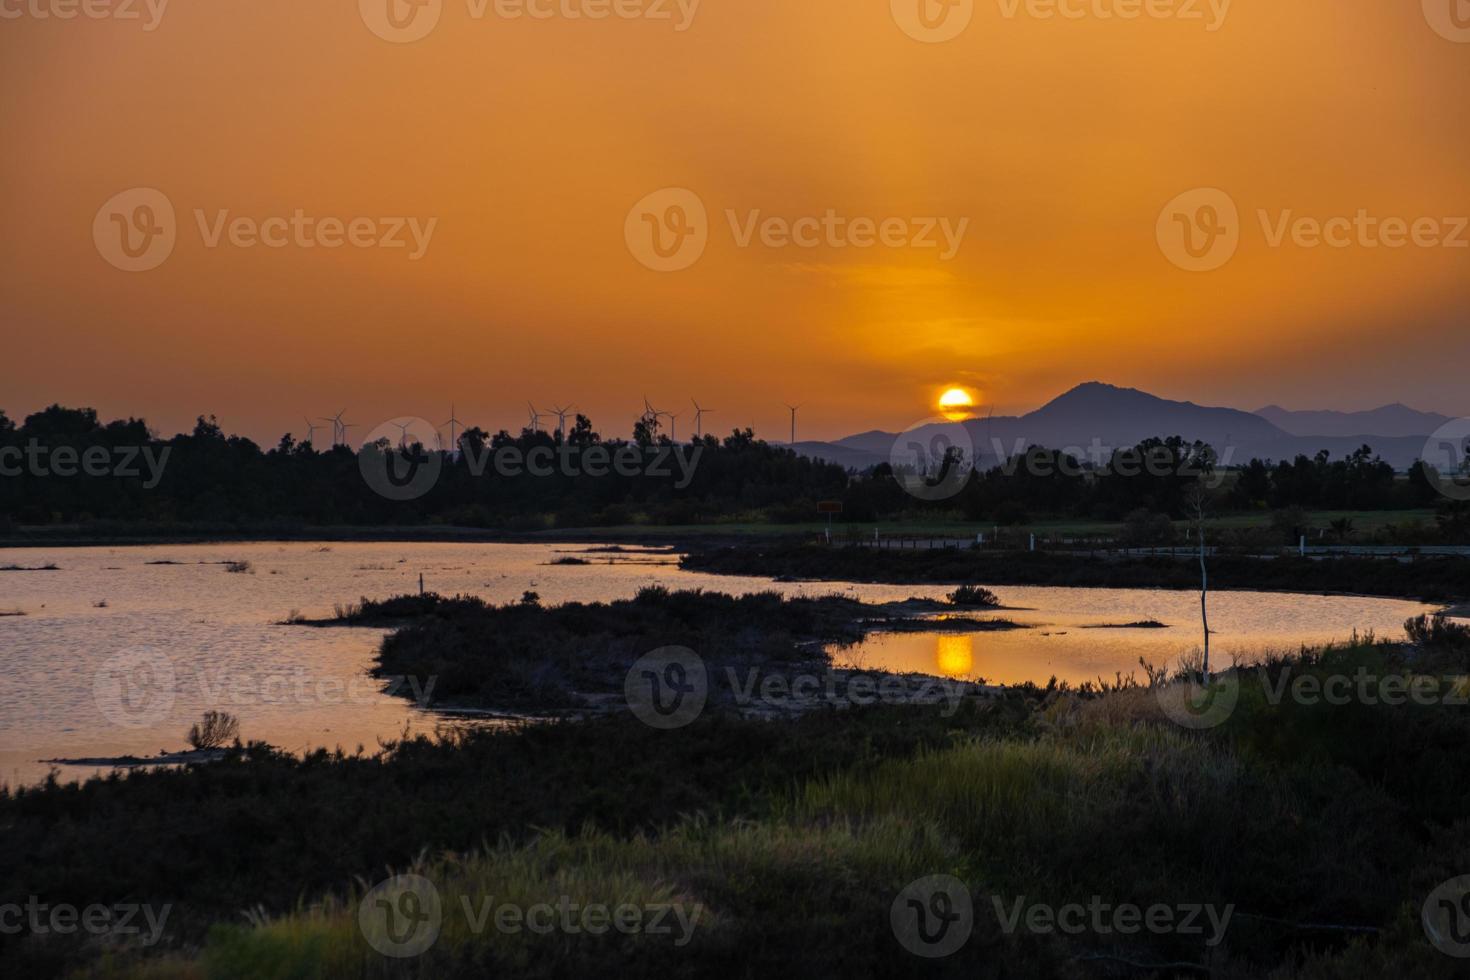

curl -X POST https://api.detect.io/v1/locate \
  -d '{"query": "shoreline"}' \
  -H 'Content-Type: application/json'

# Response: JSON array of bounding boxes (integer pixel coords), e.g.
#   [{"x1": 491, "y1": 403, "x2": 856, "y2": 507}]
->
[
  {"x1": 0, "y1": 526, "x2": 713, "y2": 549},
  {"x1": 682, "y1": 545, "x2": 1470, "y2": 607},
  {"x1": 4, "y1": 532, "x2": 1464, "y2": 609}
]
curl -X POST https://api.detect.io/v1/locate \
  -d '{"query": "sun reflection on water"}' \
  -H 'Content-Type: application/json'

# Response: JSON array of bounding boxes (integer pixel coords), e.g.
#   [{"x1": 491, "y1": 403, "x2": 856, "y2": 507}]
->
[{"x1": 935, "y1": 634, "x2": 975, "y2": 678}]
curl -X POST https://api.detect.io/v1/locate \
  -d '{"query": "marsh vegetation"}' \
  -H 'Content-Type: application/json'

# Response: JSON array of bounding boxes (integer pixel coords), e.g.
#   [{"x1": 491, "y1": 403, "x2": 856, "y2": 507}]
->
[{"x1": 5, "y1": 583, "x2": 1470, "y2": 977}]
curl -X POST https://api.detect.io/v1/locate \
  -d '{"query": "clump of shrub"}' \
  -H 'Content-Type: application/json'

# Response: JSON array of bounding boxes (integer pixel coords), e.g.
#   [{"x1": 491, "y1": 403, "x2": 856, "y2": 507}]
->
[
  {"x1": 187, "y1": 710, "x2": 240, "y2": 750},
  {"x1": 1272, "y1": 505, "x2": 1313, "y2": 544},
  {"x1": 1405, "y1": 613, "x2": 1470, "y2": 650},
  {"x1": 1121, "y1": 508, "x2": 1176, "y2": 546},
  {"x1": 224, "y1": 560, "x2": 253, "y2": 574},
  {"x1": 948, "y1": 585, "x2": 1000, "y2": 607},
  {"x1": 367, "y1": 588, "x2": 870, "y2": 711}
]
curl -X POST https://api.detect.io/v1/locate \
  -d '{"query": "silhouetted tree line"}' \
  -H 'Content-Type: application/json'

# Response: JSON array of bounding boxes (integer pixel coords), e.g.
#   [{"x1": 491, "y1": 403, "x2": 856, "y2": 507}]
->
[
  {"x1": 842, "y1": 437, "x2": 1221, "y2": 524},
  {"x1": 0, "y1": 406, "x2": 848, "y2": 528},
  {"x1": 1226, "y1": 446, "x2": 1442, "y2": 511},
  {"x1": 854, "y1": 438, "x2": 1452, "y2": 526},
  {"x1": 0, "y1": 407, "x2": 1459, "y2": 531}
]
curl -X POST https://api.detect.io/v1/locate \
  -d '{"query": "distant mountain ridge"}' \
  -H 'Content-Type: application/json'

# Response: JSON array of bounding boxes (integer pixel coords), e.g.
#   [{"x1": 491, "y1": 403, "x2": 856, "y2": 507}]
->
[
  {"x1": 1001, "y1": 382, "x2": 1283, "y2": 448},
  {"x1": 1255, "y1": 403, "x2": 1451, "y2": 439},
  {"x1": 794, "y1": 382, "x2": 1448, "y2": 471}
]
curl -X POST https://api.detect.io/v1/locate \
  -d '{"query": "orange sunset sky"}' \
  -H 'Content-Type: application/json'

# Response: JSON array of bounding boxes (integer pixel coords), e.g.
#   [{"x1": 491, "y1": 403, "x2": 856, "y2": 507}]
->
[{"x1": 2, "y1": 0, "x2": 1467, "y2": 443}]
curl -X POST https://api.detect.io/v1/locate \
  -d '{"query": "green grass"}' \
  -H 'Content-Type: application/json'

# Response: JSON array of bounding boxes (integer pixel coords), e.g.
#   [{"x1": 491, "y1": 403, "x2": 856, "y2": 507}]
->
[
  {"x1": 1200, "y1": 509, "x2": 1438, "y2": 535},
  {"x1": 105, "y1": 702, "x2": 1470, "y2": 979}
]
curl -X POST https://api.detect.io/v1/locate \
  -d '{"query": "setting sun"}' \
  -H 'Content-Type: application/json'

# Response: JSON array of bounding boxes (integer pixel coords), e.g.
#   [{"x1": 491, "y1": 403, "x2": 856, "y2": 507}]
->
[{"x1": 938, "y1": 387, "x2": 977, "y2": 420}]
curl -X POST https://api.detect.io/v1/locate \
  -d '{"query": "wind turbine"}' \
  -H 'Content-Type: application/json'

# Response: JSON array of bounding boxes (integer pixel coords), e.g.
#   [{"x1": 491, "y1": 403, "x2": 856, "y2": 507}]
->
[
  {"x1": 692, "y1": 399, "x2": 712, "y2": 438},
  {"x1": 442, "y1": 404, "x2": 463, "y2": 455},
  {"x1": 320, "y1": 411, "x2": 347, "y2": 446},
  {"x1": 785, "y1": 404, "x2": 801, "y2": 446},
  {"x1": 550, "y1": 404, "x2": 573, "y2": 443},
  {"x1": 303, "y1": 417, "x2": 321, "y2": 447},
  {"x1": 526, "y1": 402, "x2": 545, "y2": 434},
  {"x1": 392, "y1": 421, "x2": 414, "y2": 449},
  {"x1": 661, "y1": 411, "x2": 679, "y2": 442},
  {"x1": 339, "y1": 420, "x2": 358, "y2": 447},
  {"x1": 642, "y1": 396, "x2": 668, "y2": 438}
]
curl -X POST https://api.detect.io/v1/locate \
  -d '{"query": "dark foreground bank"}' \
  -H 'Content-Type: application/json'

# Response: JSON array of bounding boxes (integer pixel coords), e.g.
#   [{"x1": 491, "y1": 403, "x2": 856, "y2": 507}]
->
[
  {"x1": 4, "y1": 597, "x2": 1470, "y2": 979},
  {"x1": 682, "y1": 544, "x2": 1470, "y2": 603}
]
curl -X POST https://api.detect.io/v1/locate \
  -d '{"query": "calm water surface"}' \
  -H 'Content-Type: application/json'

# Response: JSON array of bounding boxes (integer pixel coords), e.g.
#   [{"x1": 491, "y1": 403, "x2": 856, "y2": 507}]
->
[
  {"x1": 832, "y1": 585, "x2": 1436, "y2": 687},
  {"x1": 0, "y1": 541, "x2": 1442, "y2": 787}
]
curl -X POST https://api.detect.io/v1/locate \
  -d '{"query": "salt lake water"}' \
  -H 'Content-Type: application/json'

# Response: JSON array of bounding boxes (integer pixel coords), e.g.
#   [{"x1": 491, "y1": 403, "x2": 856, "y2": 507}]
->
[{"x1": 0, "y1": 541, "x2": 1442, "y2": 787}]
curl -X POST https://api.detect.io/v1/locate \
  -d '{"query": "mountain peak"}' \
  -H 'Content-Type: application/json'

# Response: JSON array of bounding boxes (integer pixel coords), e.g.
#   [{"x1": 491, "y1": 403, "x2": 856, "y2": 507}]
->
[
  {"x1": 1045, "y1": 381, "x2": 1154, "y2": 406},
  {"x1": 1059, "y1": 381, "x2": 1133, "y2": 397},
  {"x1": 1013, "y1": 380, "x2": 1285, "y2": 445}
]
